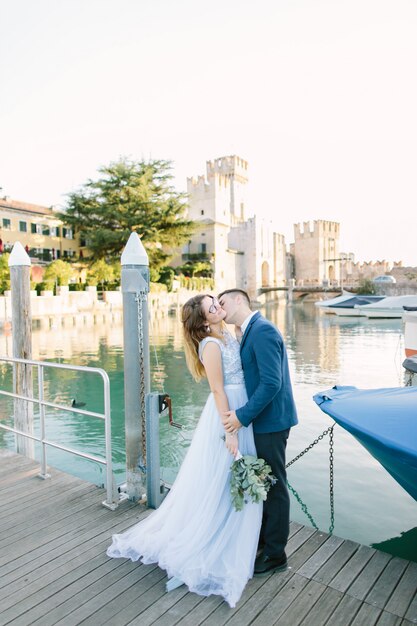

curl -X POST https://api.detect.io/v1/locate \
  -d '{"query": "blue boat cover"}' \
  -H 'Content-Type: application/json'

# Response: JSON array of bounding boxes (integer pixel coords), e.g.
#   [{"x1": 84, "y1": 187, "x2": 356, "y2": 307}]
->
[
  {"x1": 328, "y1": 296, "x2": 384, "y2": 309},
  {"x1": 313, "y1": 386, "x2": 417, "y2": 501}
]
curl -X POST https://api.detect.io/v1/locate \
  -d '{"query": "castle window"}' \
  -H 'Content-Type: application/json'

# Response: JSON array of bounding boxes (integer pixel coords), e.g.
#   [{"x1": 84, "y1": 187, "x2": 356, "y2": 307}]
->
[
  {"x1": 19, "y1": 221, "x2": 27, "y2": 232},
  {"x1": 201, "y1": 210, "x2": 204, "y2": 215},
  {"x1": 199, "y1": 243, "x2": 207, "y2": 254},
  {"x1": 2, "y1": 218, "x2": 11, "y2": 230},
  {"x1": 42, "y1": 225, "x2": 50, "y2": 236}
]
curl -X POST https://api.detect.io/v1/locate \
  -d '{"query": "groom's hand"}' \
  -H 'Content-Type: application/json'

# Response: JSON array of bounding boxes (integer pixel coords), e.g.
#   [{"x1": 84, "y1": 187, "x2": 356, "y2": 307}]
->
[{"x1": 222, "y1": 410, "x2": 242, "y2": 433}]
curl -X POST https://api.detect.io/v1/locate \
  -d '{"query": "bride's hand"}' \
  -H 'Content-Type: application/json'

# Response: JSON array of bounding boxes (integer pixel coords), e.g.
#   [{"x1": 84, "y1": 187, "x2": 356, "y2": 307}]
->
[{"x1": 225, "y1": 432, "x2": 238, "y2": 457}]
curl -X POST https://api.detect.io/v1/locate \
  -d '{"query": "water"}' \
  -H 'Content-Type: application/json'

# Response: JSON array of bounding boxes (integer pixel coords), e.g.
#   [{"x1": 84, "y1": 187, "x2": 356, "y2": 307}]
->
[{"x1": 0, "y1": 303, "x2": 416, "y2": 562}]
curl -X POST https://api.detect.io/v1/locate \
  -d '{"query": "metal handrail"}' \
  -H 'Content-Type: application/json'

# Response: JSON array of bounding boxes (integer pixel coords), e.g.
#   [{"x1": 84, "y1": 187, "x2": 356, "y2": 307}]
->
[{"x1": 0, "y1": 355, "x2": 119, "y2": 510}]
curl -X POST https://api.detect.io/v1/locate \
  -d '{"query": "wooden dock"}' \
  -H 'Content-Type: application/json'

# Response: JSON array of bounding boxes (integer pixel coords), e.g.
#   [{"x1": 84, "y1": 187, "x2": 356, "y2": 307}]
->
[{"x1": 0, "y1": 449, "x2": 416, "y2": 626}]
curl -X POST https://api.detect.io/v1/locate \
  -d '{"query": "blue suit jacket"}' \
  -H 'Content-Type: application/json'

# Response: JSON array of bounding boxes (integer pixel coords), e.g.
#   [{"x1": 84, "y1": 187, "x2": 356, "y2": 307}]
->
[{"x1": 236, "y1": 312, "x2": 298, "y2": 434}]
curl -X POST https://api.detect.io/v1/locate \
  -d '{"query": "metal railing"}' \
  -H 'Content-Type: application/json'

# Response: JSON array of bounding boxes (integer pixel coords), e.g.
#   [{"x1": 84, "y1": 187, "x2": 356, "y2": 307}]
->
[{"x1": 0, "y1": 355, "x2": 120, "y2": 510}]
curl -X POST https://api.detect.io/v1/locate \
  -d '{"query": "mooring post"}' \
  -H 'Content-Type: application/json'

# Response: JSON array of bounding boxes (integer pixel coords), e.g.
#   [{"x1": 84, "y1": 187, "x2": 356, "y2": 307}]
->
[
  {"x1": 145, "y1": 392, "x2": 162, "y2": 509},
  {"x1": 121, "y1": 232, "x2": 150, "y2": 501},
  {"x1": 9, "y1": 242, "x2": 34, "y2": 458}
]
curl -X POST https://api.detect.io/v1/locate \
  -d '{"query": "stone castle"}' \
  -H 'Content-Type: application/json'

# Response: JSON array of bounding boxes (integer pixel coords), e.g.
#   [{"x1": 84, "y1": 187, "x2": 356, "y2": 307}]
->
[
  {"x1": 181, "y1": 155, "x2": 287, "y2": 297},
  {"x1": 180, "y1": 155, "x2": 406, "y2": 296}
]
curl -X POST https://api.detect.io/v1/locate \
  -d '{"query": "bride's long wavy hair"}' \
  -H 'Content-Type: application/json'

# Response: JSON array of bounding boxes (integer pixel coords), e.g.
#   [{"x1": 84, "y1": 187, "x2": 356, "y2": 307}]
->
[{"x1": 182, "y1": 294, "x2": 224, "y2": 381}]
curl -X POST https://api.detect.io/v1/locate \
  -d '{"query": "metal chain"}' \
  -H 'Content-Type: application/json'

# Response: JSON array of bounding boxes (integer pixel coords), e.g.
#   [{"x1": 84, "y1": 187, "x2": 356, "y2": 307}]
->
[
  {"x1": 287, "y1": 481, "x2": 319, "y2": 530},
  {"x1": 328, "y1": 425, "x2": 335, "y2": 534},
  {"x1": 286, "y1": 423, "x2": 336, "y2": 535},
  {"x1": 286, "y1": 424, "x2": 335, "y2": 468},
  {"x1": 135, "y1": 292, "x2": 147, "y2": 465}
]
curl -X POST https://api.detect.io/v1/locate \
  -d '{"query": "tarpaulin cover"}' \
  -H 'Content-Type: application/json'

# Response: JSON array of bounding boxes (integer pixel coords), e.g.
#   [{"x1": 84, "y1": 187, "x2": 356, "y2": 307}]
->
[{"x1": 313, "y1": 386, "x2": 417, "y2": 501}]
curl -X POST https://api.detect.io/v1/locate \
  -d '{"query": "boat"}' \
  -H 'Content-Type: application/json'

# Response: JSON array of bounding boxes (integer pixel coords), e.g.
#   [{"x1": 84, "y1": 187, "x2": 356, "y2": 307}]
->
[
  {"x1": 313, "y1": 386, "x2": 417, "y2": 501},
  {"x1": 356, "y1": 295, "x2": 417, "y2": 319},
  {"x1": 330, "y1": 296, "x2": 385, "y2": 317},
  {"x1": 315, "y1": 292, "x2": 363, "y2": 313},
  {"x1": 403, "y1": 307, "x2": 417, "y2": 357}
]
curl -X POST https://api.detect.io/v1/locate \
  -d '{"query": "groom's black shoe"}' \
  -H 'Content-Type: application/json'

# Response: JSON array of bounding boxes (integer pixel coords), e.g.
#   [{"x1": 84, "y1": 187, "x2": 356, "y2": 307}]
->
[{"x1": 254, "y1": 552, "x2": 288, "y2": 576}]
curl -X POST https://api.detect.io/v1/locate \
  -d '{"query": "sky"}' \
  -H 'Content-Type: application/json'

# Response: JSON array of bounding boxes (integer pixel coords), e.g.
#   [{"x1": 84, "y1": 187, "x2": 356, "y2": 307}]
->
[{"x1": 1, "y1": 0, "x2": 417, "y2": 266}]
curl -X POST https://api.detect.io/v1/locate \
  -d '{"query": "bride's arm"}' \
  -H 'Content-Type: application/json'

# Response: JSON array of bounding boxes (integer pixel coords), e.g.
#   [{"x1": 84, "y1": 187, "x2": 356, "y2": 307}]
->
[{"x1": 201, "y1": 342, "x2": 238, "y2": 456}]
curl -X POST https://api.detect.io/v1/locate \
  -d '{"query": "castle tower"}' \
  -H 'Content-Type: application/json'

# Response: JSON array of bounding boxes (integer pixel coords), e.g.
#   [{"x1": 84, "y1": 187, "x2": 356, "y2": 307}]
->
[
  {"x1": 186, "y1": 155, "x2": 248, "y2": 227},
  {"x1": 183, "y1": 156, "x2": 249, "y2": 292},
  {"x1": 293, "y1": 220, "x2": 340, "y2": 285}
]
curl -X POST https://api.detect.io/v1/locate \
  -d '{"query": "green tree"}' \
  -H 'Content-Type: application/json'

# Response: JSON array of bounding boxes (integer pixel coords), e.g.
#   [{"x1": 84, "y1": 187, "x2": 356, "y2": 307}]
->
[
  {"x1": 356, "y1": 278, "x2": 376, "y2": 295},
  {"x1": 0, "y1": 254, "x2": 10, "y2": 293},
  {"x1": 87, "y1": 259, "x2": 115, "y2": 289},
  {"x1": 59, "y1": 158, "x2": 195, "y2": 275},
  {"x1": 43, "y1": 260, "x2": 74, "y2": 288}
]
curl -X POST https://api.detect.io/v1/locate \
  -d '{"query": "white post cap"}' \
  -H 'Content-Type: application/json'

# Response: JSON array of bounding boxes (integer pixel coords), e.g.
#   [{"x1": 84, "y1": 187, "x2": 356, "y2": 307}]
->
[
  {"x1": 8, "y1": 241, "x2": 31, "y2": 267},
  {"x1": 121, "y1": 232, "x2": 149, "y2": 266}
]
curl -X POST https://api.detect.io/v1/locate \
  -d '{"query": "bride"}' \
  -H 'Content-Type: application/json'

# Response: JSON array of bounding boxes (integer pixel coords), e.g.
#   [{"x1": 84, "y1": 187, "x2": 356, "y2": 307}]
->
[{"x1": 107, "y1": 294, "x2": 262, "y2": 608}]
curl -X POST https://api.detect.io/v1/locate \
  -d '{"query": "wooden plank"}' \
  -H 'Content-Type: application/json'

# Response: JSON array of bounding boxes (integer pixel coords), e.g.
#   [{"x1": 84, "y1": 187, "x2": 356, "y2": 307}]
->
[
  {"x1": 0, "y1": 502, "x2": 143, "y2": 584},
  {"x1": 250, "y1": 573, "x2": 310, "y2": 625},
  {"x1": 313, "y1": 539, "x2": 359, "y2": 586},
  {"x1": 35, "y1": 563, "x2": 162, "y2": 626},
  {"x1": 0, "y1": 494, "x2": 135, "y2": 564},
  {"x1": 365, "y1": 557, "x2": 409, "y2": 611},
  {"x1": 347, "y1": 551, "x2": 392, "y2": 601},
  {"x1": 126, "y1": 585, "x2": 191, "y2": 626},
  {"x1": 200, "y1": 571, "x2": 295, "y2": 626},
  {"x1": 0, "y1": 465, "x2": 40, "y2": 486},
  {"x1": 1, "y1": 555, "x2": 139, "y2": 625},
  {"x1": 78, "y1": 568, "x2": 168, "y2": 626},
  {"x1": 0, "y1": 508, "x2": 134, "y2": 600},
  {"x1": 0, "y1": 482, "x2": 100, "y2": 540},
  {"x1": 0, "y1": 471, "x2": 77, "y2": 509},
  {"x1": 274, "y1": 578, "x2": 327, "y2": 625},
  {"x1": 374, "y1": 612, "x2": 403, "y2": 626},
  {"x1": 297, "y1": 534, "x2": 345, "y2": 579},
  {"x1": 385, "y1": 561, "x2": 417, "y2": 619},
  {"x1": 404, "y1": 579, "x2": 417, "y2": 623},
  {"x1": 175, "y1": 595, "x2": 225, "y2": 626},
  {"x1": 298, "y1": 586, "x2": 344, "y2": 625},
  {"x1": 150, "y1": 592, "x2": 206, "y2": 626},
  {"x1": 324, "y1": 593, "x2": 362, "y2": 625},
  {"x1": 349, "y1": 602, "x2": 382, "y2": 626},
  {"x1": 330, "y1": 543, "x2": 376, "y2": 593},
  {"x1": 289, "y1": 529, "x2": 330, "y2": 572},
  {"x1": 97, "y1": 571, "x2": 173, "y2": 626}
]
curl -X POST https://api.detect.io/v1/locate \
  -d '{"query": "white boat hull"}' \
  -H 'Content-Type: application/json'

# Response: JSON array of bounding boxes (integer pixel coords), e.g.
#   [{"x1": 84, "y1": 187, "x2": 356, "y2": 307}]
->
[
  {"x1": 404, "y1": 311, "x2": 417, "y2": 358},
  {"x1": 333, "y1": 307, "x2": 366, "y2": 317}
]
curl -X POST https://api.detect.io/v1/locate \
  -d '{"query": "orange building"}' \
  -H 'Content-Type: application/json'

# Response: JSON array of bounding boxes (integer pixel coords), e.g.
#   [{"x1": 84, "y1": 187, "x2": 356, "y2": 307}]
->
[{"x1": 0, "y1": 197, "x2": 80, "y2": 262}]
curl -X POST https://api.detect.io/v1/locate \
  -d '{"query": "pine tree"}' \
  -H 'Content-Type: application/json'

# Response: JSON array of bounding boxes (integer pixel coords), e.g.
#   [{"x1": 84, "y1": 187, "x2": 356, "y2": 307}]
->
[{"x1": 59, "y1": 158, "x2": 194, "y2": 276}]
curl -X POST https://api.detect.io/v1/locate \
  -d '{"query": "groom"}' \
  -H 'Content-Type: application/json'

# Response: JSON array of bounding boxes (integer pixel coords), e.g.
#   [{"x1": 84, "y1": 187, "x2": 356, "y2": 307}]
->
[{"x1": 218, "y1": 289, "x2": 298, "y2": 575}]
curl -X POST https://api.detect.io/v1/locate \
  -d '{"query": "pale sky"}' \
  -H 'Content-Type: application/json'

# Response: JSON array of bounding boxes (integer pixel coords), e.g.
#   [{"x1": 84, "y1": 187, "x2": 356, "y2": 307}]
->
[{"x1": 1, "y1": 0, "x2": 417, "y2": 265}]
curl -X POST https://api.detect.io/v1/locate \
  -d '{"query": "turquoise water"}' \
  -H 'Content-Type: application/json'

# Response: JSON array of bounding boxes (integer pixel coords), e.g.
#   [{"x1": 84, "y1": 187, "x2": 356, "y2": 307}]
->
[{"x1": 0, "y1": 302, "x2": 416, "y2": 562}]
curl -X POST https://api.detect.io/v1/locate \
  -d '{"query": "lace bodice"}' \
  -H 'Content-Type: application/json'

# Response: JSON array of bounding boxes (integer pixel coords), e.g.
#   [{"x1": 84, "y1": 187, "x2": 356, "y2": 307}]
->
[{"x1": 198, "y1": 331, "x2": 245, "y2": 385}]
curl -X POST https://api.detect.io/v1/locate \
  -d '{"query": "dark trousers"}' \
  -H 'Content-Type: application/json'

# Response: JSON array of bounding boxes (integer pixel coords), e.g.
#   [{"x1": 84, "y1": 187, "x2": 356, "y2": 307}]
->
[{"x1": 254, "y1": 429, "x2": 290, "y2": 559}]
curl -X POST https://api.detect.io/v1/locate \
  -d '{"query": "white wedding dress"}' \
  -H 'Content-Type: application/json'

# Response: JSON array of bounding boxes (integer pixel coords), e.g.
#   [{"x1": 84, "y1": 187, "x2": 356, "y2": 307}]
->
[{"x1": 107, "y1": 332, "x2": 262, "y2": 608}]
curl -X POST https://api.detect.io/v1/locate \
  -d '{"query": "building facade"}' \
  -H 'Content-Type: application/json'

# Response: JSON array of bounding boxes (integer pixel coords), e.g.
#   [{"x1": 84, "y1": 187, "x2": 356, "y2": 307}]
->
[
  {"x1": 292, "y1": 220, "x2": 341, "y2": 285},
  {"x1": 0, "y1": 198, "x2": 80, "y2": 262},
  {"x1": 183, "y1": 156, "x2": 287, "y2": 297}
]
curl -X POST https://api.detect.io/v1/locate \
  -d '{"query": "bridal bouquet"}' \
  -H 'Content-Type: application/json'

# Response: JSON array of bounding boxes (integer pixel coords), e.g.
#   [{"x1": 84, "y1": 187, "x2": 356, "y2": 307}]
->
[{"x1": 230, "y1": 452, "x2": 277, "y2": 512}]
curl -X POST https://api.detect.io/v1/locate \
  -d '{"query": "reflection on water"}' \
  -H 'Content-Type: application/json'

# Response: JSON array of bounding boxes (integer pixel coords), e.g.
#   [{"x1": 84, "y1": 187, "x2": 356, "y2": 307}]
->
[{"x1": 0, "y1": 302, "x2": 415, "y2": 563}]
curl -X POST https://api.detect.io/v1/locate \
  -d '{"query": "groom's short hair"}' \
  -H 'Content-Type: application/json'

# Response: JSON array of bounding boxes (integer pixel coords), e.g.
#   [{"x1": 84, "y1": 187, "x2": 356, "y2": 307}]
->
[{"x1": 218, "y1": 288, "x2": 251, "y2": 306}]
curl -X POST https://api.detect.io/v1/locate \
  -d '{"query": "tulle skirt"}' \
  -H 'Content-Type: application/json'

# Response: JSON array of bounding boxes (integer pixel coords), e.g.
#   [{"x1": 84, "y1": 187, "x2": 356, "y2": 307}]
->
[{"x1": 107, "y1": 383, "x2": 263, "y2": 608}]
